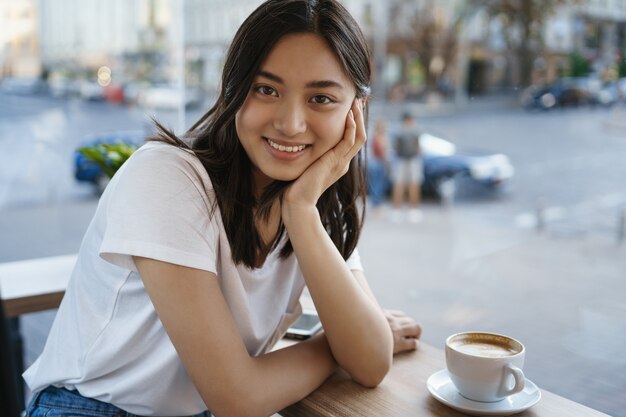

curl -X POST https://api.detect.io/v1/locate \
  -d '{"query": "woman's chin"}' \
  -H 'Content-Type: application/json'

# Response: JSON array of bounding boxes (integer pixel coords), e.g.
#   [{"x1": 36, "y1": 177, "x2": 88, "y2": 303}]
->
[
  {"x1": 269, "y1": 173, "x2": 299, "y2": 183},
  {"x1": 260, "y1": 167, "x2": 303, "y2": 183}
]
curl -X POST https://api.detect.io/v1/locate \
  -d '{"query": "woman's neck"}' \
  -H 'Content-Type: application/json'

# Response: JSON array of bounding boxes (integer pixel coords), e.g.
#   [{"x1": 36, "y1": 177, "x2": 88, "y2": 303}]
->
[
  {"x1": 253, "y1": 200, "x2": 281, "y2": 267},
  {"x1": 251, "y1": 168, "x2": 273, "y2": 199}
]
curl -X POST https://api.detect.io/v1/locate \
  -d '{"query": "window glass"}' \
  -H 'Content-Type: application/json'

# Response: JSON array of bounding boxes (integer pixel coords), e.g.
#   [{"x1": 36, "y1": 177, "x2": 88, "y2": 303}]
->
[{"x1": 0, "y1": 1, "x2": 624, "y2": 416}]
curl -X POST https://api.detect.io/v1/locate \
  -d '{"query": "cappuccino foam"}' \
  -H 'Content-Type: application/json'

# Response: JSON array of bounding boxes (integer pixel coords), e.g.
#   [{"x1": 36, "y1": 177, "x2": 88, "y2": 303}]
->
[{"x1": 450, "y1": 340, "x2": 518, "y2": 358}]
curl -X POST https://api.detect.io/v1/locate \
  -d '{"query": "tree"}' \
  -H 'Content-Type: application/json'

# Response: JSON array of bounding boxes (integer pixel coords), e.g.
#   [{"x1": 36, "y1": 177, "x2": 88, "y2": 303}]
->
[
  {"x1": 387, "y1": 0, "x2": 473, "y2": 96},
  {"x1": 470, "y1": 0, "x2": 582, "y2": 86},
  {"x1": 407, "y1": 3, "x2": 460, "y2": 93},
  {"x1": 386, "y1": 0, "x2": 582, "y2": 97}
]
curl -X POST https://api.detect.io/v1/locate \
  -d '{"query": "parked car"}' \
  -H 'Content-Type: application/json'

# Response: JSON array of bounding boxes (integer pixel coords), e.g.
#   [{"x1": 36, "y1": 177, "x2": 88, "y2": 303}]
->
[
  {"x1": 0, "y1": 77, "x2": 48, "y2": 95},
  {"x1": 74, "y1": 131, "x2": 145, "y2": 193},
  {"x1": 137, "y1": 84, "x2": 203, "y2": 110},
  {"x1": 48, "y1": 78, "x2": 81, "y2": 98},
  {"x1": 617, "y1": 77, "x2": 626, "y2": 99},
  {"x1": 121, "y1": 82, "x2": 148, "y2": 104},
  {"x1": 574, "y1": 76, "x2": 621, "y2": 107},
  {"x1": 521, "y1": 79, "x2": 590, "y2": 110},
  {"x1": 79, "y1": 81, "x2": 106, "y2": 101},
  {"x1": 418, "y1": 133, "x2": 514, "y2": 201}
]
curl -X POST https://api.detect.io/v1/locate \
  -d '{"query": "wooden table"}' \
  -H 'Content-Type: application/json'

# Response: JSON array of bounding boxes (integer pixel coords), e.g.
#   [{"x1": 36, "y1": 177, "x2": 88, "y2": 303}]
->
[
  {"x1": 0, "y1": 254, "x2": 75, "y2": 317},
  {"x1": 280, "y1": 343, "x2": 609, "y2": 417}
]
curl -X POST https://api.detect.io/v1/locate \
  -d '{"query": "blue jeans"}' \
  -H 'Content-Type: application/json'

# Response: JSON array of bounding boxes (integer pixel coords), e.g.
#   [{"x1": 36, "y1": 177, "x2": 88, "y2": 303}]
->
[
  {"x1": 26, "y1": 386, "x2": 211, "y2": 417},
  {"x1": 367, "y1": 158, "x2": 389, "y2": 206}
]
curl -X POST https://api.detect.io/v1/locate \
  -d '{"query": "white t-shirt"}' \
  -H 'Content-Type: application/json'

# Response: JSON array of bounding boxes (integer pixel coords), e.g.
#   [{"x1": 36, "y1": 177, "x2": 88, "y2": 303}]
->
[{"x1": 23, "y1": 141, "x2": 362, "y2": 416}]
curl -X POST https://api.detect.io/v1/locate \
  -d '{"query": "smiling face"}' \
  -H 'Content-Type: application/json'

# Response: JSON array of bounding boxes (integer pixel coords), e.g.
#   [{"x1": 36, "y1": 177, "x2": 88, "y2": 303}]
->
[{"x1": 235, "y1": 33, "x2": 357, "y2": 191}]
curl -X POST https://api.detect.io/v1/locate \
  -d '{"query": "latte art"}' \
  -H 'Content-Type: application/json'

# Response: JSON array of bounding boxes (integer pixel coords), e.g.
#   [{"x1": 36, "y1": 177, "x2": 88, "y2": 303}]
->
[{"x1": 450, "y1": 341, "x2": 518, "y2": 358}]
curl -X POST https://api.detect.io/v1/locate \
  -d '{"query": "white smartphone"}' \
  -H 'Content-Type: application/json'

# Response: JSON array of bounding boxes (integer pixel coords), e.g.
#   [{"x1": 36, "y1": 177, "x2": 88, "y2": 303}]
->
[{"x1": 285, "y1": 310, "x2": 322, "y2": 340}]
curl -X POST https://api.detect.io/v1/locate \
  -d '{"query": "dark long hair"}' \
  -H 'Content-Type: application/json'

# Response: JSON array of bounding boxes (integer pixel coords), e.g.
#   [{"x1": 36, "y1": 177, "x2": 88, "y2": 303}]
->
[{"x1": 151, "y1": 0, "x2": 371, "y2": 268}]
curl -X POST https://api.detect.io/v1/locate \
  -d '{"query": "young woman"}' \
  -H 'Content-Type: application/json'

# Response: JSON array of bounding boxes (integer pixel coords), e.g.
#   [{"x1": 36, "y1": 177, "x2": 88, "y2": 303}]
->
[{"x1": 24, "y1": 1, "x2": 421, "y2": 416}]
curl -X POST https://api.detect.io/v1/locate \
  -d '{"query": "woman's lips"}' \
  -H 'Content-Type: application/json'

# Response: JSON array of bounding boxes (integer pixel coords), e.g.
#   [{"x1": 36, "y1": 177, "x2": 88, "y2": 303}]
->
[
  {"x1": 264, "y1": 137, "x2": 309, "y2": 153},
  {"x1": 263, "y1": 136, "x2": 309, "y2": 161}
]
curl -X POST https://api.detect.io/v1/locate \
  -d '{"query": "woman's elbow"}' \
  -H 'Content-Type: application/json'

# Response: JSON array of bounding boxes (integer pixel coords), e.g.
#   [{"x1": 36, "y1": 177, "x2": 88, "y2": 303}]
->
[
  {"x1": 347, "y1": 336, "x2": 394, "y2": 387},
  {"x1": 349, "y1": 352, "x2": 392, "y2": 388},
  {"x1": 352, "y1": 360, "x2": 391, "y2": 387},
  {"x1": 211, "y1": 399, "x2": 270, "y2": 417},
  {"x1": 206, "y1": 384, "x2": 274, "y2": 417}
]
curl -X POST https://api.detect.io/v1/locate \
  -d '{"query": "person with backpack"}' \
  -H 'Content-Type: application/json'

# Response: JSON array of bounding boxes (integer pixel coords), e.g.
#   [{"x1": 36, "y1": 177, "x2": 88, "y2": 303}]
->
[{"x1": 391, "y1": 112, "x2": 423, "y2": 223}]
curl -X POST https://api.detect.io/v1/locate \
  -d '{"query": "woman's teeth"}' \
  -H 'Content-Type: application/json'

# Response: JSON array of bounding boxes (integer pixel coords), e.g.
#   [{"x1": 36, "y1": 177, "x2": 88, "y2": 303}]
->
[{"x1": 266, "y1": 138, "x2": 306, "y2": 153}]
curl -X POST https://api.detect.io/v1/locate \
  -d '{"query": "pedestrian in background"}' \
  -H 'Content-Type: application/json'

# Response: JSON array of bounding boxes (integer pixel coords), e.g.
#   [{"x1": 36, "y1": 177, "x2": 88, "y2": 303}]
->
[
  {"x1": 391, "y1": 112, "x2": 423, "y2": 223},
  {"x1": 23, "y1": 1, "x2": 421, "y2": 416},
  {"x1": 367, "y1": 118, "x2": 390, "y2": 215}
]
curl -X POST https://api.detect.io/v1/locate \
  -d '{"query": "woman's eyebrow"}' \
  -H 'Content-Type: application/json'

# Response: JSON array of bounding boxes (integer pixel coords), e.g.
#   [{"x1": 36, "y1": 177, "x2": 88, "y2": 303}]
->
[
  {"x1": 258, "y1": 70, "x2": 284, "y2": 84},
  {"x1": 306, "y1": 79, "x2": 344, "y2": 89},
  {"x1": 257, "y1": 70, "x2": 344, "y2": 89}
]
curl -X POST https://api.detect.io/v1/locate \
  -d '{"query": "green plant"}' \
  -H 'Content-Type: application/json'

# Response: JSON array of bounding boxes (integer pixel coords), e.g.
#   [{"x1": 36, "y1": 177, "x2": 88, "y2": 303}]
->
[
  {"x1": 618, "y1": 58, "x2": 626, "y2": 78},
  {"x1": 568, "y1": 51, "x2": 590, "y2": 77},
  {"x1": 78, "y1": 142, "x2": 138, "y2": 178}
]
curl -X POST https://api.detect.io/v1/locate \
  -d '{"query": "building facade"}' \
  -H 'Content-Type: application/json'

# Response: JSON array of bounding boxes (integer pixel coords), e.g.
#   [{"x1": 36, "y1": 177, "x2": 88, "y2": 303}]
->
[
  {"x1": 0, "y1": 0, "x2": 39, "y2": 77},
  {"x1": 7, "y1": 0, "x2": 625, "y2": 97},
  {"x1": 382, "y1": 0, "x2": 626, "y2": 98},
  {"x1": 1, "y1": 0, "x2": 374, "y2": 91}
]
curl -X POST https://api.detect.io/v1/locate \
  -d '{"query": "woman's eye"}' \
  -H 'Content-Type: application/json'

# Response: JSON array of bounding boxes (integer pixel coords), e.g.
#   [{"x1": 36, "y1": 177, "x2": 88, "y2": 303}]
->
[
  {"x1": 255, "y1": 85, "x2": 277, "y2": 96},
  {"x1": 310, "y1": 95, "x2": 334, "y2": 104}
]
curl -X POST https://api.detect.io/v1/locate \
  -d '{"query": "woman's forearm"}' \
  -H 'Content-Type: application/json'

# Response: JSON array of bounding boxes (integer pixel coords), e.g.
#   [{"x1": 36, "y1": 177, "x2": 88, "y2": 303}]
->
[
  {"x1": 240, "y1": 333, "x2": 337, "y2": 417},
  {"x1": 282, "y1": 204, "x2": 393, "y2": 386}
]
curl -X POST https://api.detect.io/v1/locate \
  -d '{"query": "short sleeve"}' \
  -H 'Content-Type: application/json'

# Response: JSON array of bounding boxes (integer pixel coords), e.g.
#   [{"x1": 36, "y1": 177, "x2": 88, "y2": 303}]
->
[
  {"x1": 99, "y1": 144, "x2": 219, "y2": 273},
  {"x1": 346, "y1": 248, "x2": 363, "y2": 271}
]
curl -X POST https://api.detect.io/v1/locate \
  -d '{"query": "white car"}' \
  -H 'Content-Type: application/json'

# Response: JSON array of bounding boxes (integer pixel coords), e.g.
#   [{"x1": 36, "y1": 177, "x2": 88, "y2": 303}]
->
[
  {"x1": 0, "y1": 77, "x2": 47, "y2": 95},
  {"x1": 419, "y1": 133, "x2": 515, "y2": 201},
  {"x1": 138, "y1": 85, "x2": 203, "y2": 110}
]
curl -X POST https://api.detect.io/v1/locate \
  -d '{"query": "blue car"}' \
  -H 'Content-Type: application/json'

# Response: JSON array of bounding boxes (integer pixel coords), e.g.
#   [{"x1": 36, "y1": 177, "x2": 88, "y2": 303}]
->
[{"x1": 521, "y1": 78, "x2": 594, "y2": 110}]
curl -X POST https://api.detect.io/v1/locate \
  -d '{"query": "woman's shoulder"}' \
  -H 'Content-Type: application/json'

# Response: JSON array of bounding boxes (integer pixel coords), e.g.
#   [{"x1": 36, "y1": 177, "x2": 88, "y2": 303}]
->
[
  {"x1": 133, "y1": 140, "x2": 197, "y2": 163},
  {"x1": 132, "y1": 141, "x2": 205, "y2": 173},
  {"x1": 118, "y1": 140, "x2": 215, "y2": 193}
]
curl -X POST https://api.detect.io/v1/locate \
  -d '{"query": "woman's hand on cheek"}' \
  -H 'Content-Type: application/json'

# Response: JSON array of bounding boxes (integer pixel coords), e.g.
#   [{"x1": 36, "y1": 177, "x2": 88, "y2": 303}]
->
[{"x1": 282, "y1": 99, "x2": 366, "y2": 215}]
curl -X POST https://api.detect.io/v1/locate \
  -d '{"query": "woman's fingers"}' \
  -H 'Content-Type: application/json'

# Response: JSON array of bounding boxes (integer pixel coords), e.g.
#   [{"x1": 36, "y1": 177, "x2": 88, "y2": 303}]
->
[
  {"x1": 384, "y1": 309, "x2": 422, "y2": 355},
  {"x1": 390, "y1": 316, "x2": 422, "y2": 338},
  {"x1": 392, "y1": 323, "x2": 421, "y2": 354},
  {"x1": 345, "y1": 99, "x2": 366, "y2": 158},
  {"x1": 385, "y1": 310, "x2": 421, "y2": 332},
  {"x1": 335, "y1": 101, "x2": 357, "y2": 158},
  {"x1": 336, "y1": 99, "x2": 365, "y2": 159},
  {"x1": 352, "y1": 99, "x2": 367, "y2": 152},
  {"x1": 393, "y1": 336, "x2": 419, "y2": 354},
  {"x1": 398, "y1": 321, "x2": 422, "y2": 339}
]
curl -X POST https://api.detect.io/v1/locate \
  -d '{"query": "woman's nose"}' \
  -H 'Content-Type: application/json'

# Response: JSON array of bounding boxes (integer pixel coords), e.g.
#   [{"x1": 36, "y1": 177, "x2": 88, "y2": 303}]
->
[{"x1": 273, "y1": 102, "x2": 307, "y2": 137}]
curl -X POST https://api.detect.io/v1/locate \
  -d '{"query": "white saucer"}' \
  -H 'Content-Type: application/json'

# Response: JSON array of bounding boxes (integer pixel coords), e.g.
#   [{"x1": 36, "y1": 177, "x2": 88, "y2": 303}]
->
[{"x1": 427, "y1": 369, "x2": 541, "y2": 416}]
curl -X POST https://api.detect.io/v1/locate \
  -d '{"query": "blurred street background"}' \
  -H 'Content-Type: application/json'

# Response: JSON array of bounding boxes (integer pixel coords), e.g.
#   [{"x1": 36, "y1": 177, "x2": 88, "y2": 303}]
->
[{"x1": 2, "y1": 0, "x2": 626, "y2": 416}]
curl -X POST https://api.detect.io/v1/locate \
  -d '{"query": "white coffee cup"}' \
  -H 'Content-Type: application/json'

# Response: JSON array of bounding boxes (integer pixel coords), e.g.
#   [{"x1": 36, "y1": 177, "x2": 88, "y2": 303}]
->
[{"x1": 445, "y1": 331, "x2": 526, "y2": 402}]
